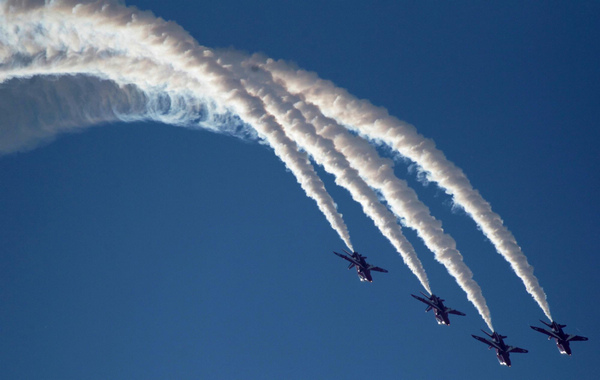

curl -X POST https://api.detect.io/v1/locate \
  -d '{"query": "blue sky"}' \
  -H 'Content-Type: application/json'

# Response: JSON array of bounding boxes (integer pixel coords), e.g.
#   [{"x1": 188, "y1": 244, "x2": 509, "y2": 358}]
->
[{"x1": 1, "y1": 1, "x2": 598, "y2": 379}]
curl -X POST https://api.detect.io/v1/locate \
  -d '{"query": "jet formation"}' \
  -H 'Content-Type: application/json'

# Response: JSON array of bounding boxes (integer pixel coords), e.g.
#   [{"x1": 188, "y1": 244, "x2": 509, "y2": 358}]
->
[{"x1": 332, "y1": 248, "x2": 588, "y2": 367}]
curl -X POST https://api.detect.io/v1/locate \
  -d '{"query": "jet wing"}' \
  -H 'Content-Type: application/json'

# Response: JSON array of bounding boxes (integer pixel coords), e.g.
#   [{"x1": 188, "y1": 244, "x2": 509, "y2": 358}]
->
[
  {"x1": 369, "y1": 266, "x2": 388, "y2": 273},
  {"x1": 411, "y1": 294, "x2": 437, "y2": 307},
  {"x1": 447, "y1": 308, "x2": 466, "y2": 316},
  {"x1": 530, "y1": 326, "x2": 559, "y2": 339},
  {"x1": 411, "y1": 294, "x2": 438, "y2": 313},
  {"x1": 333, "y1": 251, "x2": 359, "y2": 266},
  {"x1": 507, "y1": 346, "x2": 528, "y2": 354},
  {"x1": 567, "y1": 335, "x2": 588, "y2": 342},
  {"x1": 411, "y1": 294, "x2": 431, "y2": 304},
  {"x1": 472, "y1": 335, "x2": 500, "y2": 350}
]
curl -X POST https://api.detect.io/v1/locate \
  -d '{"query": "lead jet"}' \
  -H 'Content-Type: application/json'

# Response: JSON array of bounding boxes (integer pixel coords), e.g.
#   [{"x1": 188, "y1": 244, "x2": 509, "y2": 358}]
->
[
  {"x1": 333, "y1": 250, "x2": 388, "y2": 282},
  {"x1": 472, "y1": 330, "x2": 528, "y2": 367},
  {"x1": 411, "y1": 291, "x2": 466, "y2": 325},
  {"x1": 530, "y1": 320, "x2": 588, "y2": 356}
]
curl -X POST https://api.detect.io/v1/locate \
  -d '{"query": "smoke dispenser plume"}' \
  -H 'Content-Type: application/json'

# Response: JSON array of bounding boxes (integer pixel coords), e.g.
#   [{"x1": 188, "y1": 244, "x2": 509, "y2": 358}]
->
[
  {"x1": 263, "y1": 59, "x2": 551, "y2": 321},
  {"x1": 1, "y1": 0, "x2": 552, "y2": 328},
  {"x1": 222, "y1": 54, "x2": 432, "y2": 295},
  {"x1": 222, "y1": 55, "x2": 488, "y2": 328},
  {"x1": 0, "y1": 0, "x2": 354, "y2": 252}
]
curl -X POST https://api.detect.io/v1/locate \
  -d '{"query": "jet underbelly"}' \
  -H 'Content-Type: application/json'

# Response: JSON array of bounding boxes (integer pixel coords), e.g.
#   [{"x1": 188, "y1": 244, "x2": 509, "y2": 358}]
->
[
  {"x1": 557, "y1": 341, "x2": 571, "y2": 355},
  {"x1": 357, "y1": 268, "x2": 371, "y2": 282},
  {"x1": 497, "y1": 352, "x2": 511, "y2": 367},
  {"x1": 433, "y1": 310, "x2": 448, "y2": 325}
]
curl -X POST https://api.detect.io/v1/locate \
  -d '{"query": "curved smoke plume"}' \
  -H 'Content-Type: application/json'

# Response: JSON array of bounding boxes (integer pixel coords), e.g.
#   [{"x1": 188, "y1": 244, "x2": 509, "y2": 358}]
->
[{"x1": 0, "y1": 0, "x2": 551, "y2": 328}]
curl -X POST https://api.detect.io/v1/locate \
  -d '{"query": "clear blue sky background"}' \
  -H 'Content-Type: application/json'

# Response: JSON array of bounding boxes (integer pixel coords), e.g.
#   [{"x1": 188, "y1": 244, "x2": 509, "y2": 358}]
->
[{"x1": 1, "y1": 1, "x2": 598, "y2": 379}]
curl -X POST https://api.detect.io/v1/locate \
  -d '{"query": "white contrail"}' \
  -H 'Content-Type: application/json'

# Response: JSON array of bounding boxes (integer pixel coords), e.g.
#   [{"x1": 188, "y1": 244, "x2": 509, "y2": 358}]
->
[
  {"x1": 0, "y1": 0, "x2": 354, "y2": 251},
  {"x1": 2, "y1": 1, "x2": 549, "y2": 326},
  {"x1": 229, "y1": 55, "x2": 491, "y2": 329},
  {"x1": 222, "y1": 53, "x2": 432, "y2": 294},
  {"x1": 264, "y1": 59, "x2": 552, "y2": 321}
]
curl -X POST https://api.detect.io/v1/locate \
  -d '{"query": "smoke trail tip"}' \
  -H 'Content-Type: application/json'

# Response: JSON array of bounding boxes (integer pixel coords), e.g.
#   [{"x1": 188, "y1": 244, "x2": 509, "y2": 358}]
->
[{"x1": 423, "y1": 285, "x2": 432, "y2": 295}]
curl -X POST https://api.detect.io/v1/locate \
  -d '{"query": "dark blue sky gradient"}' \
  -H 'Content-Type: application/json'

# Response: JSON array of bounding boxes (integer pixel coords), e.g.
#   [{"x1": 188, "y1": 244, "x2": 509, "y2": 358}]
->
[{"x1": 1, "y1": 1, "x2": 598, "y2": 379}]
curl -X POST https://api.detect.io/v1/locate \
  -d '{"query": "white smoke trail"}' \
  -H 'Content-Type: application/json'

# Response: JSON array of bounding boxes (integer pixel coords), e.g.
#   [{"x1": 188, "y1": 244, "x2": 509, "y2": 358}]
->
[
  {"x1": 0, "y1": 0, "x2": 354, "y2": 251},
  {"x1": 228, "y1": 56, "x2": 491, "y2": 329},
  {"x1": 222, "y1": 54, "x2": 432, "y2": 294},
  {"x1": 264, "y1": 59, "x2": 552, "y2": 321},
  {"x1": 2, "y1": 0, "x2": 547, "y2": 327}
]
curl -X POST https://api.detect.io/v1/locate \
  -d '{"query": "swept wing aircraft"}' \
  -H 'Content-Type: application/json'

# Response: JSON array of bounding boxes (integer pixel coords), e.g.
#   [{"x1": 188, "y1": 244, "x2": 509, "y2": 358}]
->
[
  {"x1": 411, "y1": 291, "x2": 466, "y2": 325},
  {"x1": 530, "y1": 320, "x2": 588, "y2": 355},
  {"x1": 472, "y1": 330, "x2": 528, "y2": 367},
  {"x1": 333, "y1": 250, "x2": 388, "y2": 282}
]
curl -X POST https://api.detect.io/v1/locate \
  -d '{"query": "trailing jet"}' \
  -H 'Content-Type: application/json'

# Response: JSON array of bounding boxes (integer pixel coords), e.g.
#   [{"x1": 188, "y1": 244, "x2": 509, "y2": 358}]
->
[
  {"x1": 530, "y1": 320, "x2": 588, "y2": 355},
  {"x1": 411, "y1": 291, "x2": 466, "y2": 325},
  {"x1": 333, "y1": 250, "x2": 388, "y2": 282},
  {"x1": 472, "y1": 330, "x2": 528, "y2": 367}
]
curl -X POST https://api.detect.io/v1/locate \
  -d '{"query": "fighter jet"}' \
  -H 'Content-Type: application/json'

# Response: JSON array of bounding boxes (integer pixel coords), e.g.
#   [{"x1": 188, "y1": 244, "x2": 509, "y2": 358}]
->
[
  {"x1": 333, "y1": 250, "x2": 388, "y2": 282},
  {"x1": 530, "y1": 320, "x2": 588, "y2": 355},
  {"x1": 472, "y1": 330, "x2": 528, "y2": 367},
  {"x1": 411, "y1": 291, "x2": 466, "y2": 325}
]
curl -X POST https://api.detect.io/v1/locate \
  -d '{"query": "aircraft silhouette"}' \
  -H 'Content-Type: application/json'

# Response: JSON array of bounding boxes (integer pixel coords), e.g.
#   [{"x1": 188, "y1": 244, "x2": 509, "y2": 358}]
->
[
  {"x1": 333, "y1": 250, "x2": 388, "y2": 282},
  {"x1": 530, "y1": 320, "x2": 588, "y2": 355},
  {"x1": 411, "y1": 292, "x2": 466, "y2": 325},
  {"x1": 472, "y1": 330, "x2": 528, "y2": 367}
]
